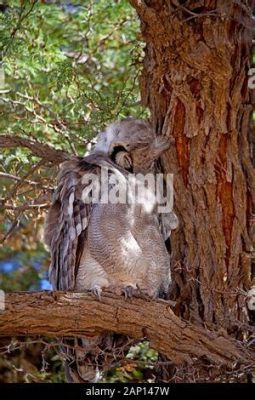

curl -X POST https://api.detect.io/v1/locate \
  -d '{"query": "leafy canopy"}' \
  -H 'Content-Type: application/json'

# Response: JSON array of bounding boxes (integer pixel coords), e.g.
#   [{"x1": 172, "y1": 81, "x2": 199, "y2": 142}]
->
[{"x1": 0, "y1": 0, "x2": 145, "y2": 277}]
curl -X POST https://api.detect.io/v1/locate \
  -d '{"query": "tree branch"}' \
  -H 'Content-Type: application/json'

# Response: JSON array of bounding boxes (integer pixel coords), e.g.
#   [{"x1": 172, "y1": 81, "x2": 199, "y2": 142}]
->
[
  {"x1": 0, "y1": 291, "x2": 254, "y2": 368},
  {"x1": 0, "y1": 135, "x2": 69, "y2": 164},
  {"x1": 0, "y1": 172, "x2": 53, "y2": 190}
]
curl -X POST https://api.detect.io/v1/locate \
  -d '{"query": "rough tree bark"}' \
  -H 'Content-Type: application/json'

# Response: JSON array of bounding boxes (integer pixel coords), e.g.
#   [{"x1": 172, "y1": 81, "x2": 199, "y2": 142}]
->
[
  {"x1": 129, "y1": 0, "x2": 255, "y2": 335},
  {"x1": 1, "y1": 0, "x2": 255, "y2": 383},
  {"x1": 0, "y1": 291, "x2": 254, "y2": 369}
]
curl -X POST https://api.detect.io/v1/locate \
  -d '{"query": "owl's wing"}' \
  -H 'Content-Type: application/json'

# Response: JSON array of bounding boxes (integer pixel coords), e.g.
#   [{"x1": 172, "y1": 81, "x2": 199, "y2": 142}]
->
[{"x1": 44, "y1": 154, "x2": 119, "y2": 290}]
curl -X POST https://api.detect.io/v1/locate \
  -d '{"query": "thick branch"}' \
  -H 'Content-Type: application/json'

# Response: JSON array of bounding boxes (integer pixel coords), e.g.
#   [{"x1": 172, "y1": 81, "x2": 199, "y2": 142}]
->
[
  {"x1": 0, "y1": 291, "x2": 253, "y2": 367},
  {"x1": 0, "y1": 135, "x2": 69, "y2": 164}
]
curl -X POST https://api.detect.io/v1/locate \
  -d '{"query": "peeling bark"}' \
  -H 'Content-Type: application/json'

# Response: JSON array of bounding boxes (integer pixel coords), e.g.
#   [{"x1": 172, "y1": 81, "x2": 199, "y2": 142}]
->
[{"x1": 129, "y1": 0, "x2": 255, "y2": 332}]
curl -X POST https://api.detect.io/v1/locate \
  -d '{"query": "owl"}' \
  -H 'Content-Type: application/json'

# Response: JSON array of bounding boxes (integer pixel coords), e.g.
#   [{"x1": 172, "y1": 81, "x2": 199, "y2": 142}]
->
[{"x1": 44, "y1": 118, "x2": 178, "y2": 382}]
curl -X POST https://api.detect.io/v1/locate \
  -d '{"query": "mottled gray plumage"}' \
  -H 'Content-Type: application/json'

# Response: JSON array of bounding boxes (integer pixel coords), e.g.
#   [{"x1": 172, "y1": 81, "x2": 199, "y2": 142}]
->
[{"x1": 44, "y1": 118, "x2": 178, "y2": 382}]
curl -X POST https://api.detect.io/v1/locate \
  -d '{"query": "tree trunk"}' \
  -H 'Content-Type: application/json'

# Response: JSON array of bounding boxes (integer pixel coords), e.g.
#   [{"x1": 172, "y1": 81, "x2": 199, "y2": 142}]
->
[
  {"x1": 1, "y1": 291, "x2": 254, "y2": 369},
  {"x1": 129, "y1": 0, "x2": 255, "y2": 334}
]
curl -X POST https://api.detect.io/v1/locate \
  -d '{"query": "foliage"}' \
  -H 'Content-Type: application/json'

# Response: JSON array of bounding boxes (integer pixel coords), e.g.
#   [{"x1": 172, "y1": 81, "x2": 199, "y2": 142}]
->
[
  {"x1": 104, "y1": 342, "x2": 158, "y2": 383},
  {"x1": 0, "y1": 0, "x2": 145, "y2": 256},
  {"x1": 0, "y1": 0, "x2": 152, "y2": 383}
]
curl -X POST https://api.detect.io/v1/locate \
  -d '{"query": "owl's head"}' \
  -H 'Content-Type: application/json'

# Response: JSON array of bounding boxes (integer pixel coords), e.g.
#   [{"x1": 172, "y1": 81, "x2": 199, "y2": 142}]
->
[{"x1": 93, "y1": 118, "x2": 170, "y2": 173}]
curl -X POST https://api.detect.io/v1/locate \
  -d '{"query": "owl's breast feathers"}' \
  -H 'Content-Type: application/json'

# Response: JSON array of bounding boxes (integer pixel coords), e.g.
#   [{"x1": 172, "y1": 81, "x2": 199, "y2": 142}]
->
[{"x1": 44, "y1": 153, "x2": 172, "y2": 296}]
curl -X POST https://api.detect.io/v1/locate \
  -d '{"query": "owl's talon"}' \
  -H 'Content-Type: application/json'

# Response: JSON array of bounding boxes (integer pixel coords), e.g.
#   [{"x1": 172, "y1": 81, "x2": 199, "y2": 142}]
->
[
  {"x1": 91, "y1": 286, "x2": 102, "y2": 301},
  {"x1": 121, "y1": 285, "x2": 140, "y2": 299}
]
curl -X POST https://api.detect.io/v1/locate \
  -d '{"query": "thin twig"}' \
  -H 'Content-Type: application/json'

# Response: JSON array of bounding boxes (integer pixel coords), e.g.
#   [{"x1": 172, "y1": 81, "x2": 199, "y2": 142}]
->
[
  {"x1": 1, "y1": 203, "x2": 49, "y2": 211},
  {"x1": 0, "y1": 172, "x2": 53, "y2": 191},
  {"x1": 3, "y1": 0, "x2": 39, "y2": 57}
]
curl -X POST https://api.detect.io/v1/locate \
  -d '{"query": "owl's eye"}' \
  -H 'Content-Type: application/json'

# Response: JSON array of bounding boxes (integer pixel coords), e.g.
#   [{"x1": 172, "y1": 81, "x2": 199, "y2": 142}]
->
[
  {"x1": 110, "y1": 145, "x2": 128, "y2": 162},
  {"x1": 110, "y1": 145, "x2": 133, "y2": 172}
]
